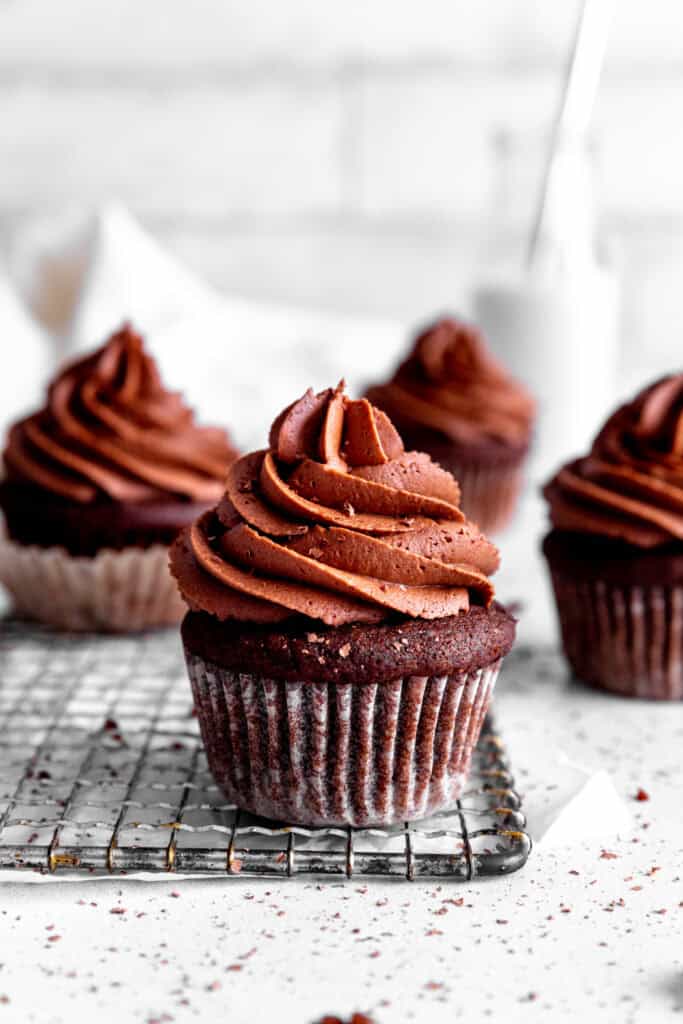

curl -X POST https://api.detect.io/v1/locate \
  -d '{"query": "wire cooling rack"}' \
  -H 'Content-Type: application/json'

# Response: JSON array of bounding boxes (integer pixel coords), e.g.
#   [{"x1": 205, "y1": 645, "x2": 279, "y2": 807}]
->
[{"x1": 0, "y1": 618, "x2": 530, "y2": 880}]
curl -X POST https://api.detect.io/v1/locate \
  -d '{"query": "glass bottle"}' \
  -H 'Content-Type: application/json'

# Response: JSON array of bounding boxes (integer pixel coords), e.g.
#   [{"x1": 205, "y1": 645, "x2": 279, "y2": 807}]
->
[{"x1": 471, "y1": 128, "x2": 619, "y2": 486}]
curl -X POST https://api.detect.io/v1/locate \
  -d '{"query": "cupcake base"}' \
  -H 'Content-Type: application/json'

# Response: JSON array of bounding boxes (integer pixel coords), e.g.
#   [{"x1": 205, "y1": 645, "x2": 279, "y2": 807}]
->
[
  {"x1": 544, "y1": 530, "x2": 683, "y2": 699},
  {"x1": 181, "y1": 606, "x2": 515, "y2": 826},
  {"x1": 0, "y1": 536, "x2": 186, "y2": 632},
  {"x1": 186, "y1": 653, "x2": 499, "y2": 826},
  {"x1": 0, "y1": 480, "x2": 210, "y2": 556}
]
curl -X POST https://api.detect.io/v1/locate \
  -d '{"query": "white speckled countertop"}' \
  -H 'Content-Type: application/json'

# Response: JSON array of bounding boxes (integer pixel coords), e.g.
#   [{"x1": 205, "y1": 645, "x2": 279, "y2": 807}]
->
[
  {"x1": 1, "y1": 644, "x2": 682, "y2": 1024},
  {"x1": 1, "y1": 499, "x2": 683, "y2": 1024}
]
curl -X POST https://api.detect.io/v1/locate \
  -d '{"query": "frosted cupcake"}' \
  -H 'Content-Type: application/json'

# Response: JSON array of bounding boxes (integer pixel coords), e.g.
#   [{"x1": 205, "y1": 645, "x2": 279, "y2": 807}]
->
[
  {"x1": 0, "y1": 324, "x2": 237, "y2": 631},
  {"x1": 543, "y1": 374, "x2": 683, "y2": 699},
  {"x1": 366, "y1": 316, "x2": 535, "y2": 533},
  {"x1": 171, "y1": 383, "x2": 516, "y2": 826}
]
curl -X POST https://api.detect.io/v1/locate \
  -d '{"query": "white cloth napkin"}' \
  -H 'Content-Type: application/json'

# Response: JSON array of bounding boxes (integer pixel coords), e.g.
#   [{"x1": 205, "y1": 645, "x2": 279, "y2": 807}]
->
[
  {"x1": 7, "y1": 202, "x2": 404, "y2": 450},
  {"x1": 0, "y1": 270, "x2": 51, "y2": 442}
]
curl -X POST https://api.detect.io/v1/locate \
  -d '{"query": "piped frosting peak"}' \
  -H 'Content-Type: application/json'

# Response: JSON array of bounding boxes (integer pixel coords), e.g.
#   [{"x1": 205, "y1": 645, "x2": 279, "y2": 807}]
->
[
  {"x1": 367, "y1": 316, "x2": 535, "y2": 448},
  {"x1": 545, "y1": 374, "x2": 683, "y2": 548},
  {"x1": 171, "y1": 383, "x2": 501, "y2": 626},
  {"x1": 4, "y1": 323, "x2": 237, "y2": 504}
]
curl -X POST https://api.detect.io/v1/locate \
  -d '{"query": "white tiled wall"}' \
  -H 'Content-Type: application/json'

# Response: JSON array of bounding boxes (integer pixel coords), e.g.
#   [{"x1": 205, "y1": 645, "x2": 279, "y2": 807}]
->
[{"x1": 2, "y1": 0, "x2": 683, "y2": 357}]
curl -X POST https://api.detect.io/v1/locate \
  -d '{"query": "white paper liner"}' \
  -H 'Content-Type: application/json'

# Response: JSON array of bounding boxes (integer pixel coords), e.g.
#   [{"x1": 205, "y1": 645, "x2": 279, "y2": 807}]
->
[
  {"x1": 0, "y1": 536, "x2": 185, "y2": 632},
  {"x1": 185, "y1": 652, "x2": 501, "y2": 827}
]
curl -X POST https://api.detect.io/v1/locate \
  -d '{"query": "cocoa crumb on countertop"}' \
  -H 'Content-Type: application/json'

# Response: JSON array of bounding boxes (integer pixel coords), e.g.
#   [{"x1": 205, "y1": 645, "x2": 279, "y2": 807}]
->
[{"x1": 317, "y1": 1015, "x2": 374, "y2": 1024}]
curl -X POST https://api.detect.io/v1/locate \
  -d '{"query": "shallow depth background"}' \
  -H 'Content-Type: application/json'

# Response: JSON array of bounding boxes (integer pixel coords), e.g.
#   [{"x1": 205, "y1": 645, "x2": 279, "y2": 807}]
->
[{"x1": 1, "y1": 0, "x2": 682, "y2": 364}]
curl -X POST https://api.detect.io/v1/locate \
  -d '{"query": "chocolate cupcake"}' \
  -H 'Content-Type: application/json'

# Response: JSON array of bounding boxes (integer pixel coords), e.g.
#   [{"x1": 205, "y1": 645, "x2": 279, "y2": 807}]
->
[
  {"x1": 171, "y1": 383, "x2": 515, "y2": 826},
  {"x1": 543, "y1": 374, "x2": 683, "y2": 699},
  {"x1": 366, "y1": 317, "x2": 535, "y2": 534},
  {"x1": 0, "y1": 324, "x2": 237, "y2": 631}
]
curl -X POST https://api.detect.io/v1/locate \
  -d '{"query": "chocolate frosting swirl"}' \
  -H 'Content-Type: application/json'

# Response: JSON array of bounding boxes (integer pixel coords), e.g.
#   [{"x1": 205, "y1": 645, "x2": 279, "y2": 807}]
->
[
  {"x1": 367, "y1": 317, "x2": 535, "y2": 448},
  {"x1": 171, "y1": 384, "x2": 501, "y2": 626},
  {"x1": 545, "y1": 375, "x2": 683, "y2": 548},
  {"x1": 3, "y1": 324, "x2": 237, "y2": 504}
]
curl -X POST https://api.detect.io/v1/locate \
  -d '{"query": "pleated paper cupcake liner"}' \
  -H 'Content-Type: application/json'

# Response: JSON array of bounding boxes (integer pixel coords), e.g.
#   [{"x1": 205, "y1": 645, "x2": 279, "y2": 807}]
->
[
  {"x1": 548, "y1": 571, "x2": 683, "y2": 700},
  {"x1": 433, "y1": 456, "x2": 524, "y2": 535},
  {"x1": 185, "y1": 650, "x2": 501, "y2": 827},
  {"x1": 0, "y1": 537, "x2": 186, "y2": 632}
]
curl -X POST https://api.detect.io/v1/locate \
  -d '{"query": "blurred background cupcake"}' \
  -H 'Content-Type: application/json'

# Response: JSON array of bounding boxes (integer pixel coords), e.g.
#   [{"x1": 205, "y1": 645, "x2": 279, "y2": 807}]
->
[
  {"x1": 543, "y1": 374, "x2": 683, "y2": 699},
  {"x1": 0, "y1": 323, "x2": 238, "y2": 631},
  {"x1": 171, "y1": 383, "x2": 515, "y2": 826},
  {"x1": 366, "y1": 316, "x2": 535, "y2": 535}
]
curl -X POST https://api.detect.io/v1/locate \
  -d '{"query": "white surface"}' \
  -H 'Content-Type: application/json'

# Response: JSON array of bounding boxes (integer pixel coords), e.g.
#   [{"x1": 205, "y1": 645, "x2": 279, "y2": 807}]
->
[{"x1": 1, "y1": 641, "x2": 682, "y2": 1024}]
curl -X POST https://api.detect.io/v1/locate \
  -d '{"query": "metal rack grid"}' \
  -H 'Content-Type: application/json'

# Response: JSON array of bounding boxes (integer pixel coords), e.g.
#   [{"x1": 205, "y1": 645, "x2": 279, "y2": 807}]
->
[{"x1": 0, "y1": 619, "x2": 531, "y2": 880}]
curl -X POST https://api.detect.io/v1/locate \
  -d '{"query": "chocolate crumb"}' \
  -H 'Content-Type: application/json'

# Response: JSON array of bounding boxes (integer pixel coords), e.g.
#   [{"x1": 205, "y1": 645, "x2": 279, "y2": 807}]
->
[{"x1": 318, "y1": 1016, "x2": 374, "y2": 1024}]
